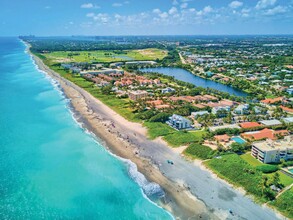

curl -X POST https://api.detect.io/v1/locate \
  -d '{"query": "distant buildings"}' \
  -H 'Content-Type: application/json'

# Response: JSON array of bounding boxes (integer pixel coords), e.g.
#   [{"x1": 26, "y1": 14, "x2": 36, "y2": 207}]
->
[
  {"x1": 251, "y1": 136, "x2": 293, "y2": 163},
  {"x1": 125, "y1": 61, "x2": 157, "y2": 65},
  {"x1": 128, "y1": 90, "x2": 148, "y2": 101},
  {"x1": 80, "y1": 68, "x2": 124, "y2": 75},
  {"x1": 167, "y1": 114, "x2": 192, "y2": 130}
]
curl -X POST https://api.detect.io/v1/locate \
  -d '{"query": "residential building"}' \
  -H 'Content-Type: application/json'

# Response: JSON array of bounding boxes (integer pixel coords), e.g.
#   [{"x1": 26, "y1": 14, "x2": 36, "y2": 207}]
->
[
  {"x1": 167, "y1": 114, "x2": 192, "y2": 130},
  {"x1": 259, "y1": 119, "x2": 282, "y2": 127},
  {"x1": 239, "y1": 122, "x2": 262, "y2": 129},
  {"x1": 214, "y1": 134, "x2": 230, "y2": 142},
  {"x1": 191, "y1": 111, "x2": 209, "y2": 117},
  {"x1": 212, "y1": 106, "x2": 230, "y2": 116},
  {"x1": 161, "y1": 87, "x2": 175, "y2": 94},
  {"x1": 251, "y1": 136, "x2": 293, "y2": 163},
  {"x1": 283, "y1": 117, "x2": 293, "y2": 124},
  {"x1": 241, "y1": 128, "x2": 289, "y2": 141},
  {"x1": 234, "y1": 104, "x2": 250, "y2": 115},
  {"x1": 128, "y1": 90, "x2": 148, "y2": 101}
]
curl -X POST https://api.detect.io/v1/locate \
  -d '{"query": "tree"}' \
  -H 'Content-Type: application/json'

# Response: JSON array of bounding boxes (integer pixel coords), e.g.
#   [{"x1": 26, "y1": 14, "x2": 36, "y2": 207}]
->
[{"x1": 271, "y1": 172, "x2": 281, "y2": 188}]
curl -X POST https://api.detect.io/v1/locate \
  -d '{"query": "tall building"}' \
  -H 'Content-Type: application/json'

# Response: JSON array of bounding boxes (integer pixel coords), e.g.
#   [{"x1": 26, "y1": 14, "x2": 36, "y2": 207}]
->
[{"x1": 251, "y1": 136, "x2": 293, "y2": 164}]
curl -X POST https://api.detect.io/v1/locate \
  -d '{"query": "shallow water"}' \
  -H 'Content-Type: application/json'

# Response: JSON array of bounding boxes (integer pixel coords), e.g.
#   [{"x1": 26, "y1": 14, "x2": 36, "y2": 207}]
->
[{"x1": 0, "y1": 38, "x2": 172, "y2": 219}]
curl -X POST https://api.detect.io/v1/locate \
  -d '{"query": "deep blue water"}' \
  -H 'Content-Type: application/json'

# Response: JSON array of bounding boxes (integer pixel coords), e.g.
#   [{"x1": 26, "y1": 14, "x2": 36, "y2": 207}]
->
[
  {"x1": 140, "y1": 67, "x2": 247, "y2": 97},
  {"x1": 0, "y1": 38, "x2": 172, "y2": 219}
]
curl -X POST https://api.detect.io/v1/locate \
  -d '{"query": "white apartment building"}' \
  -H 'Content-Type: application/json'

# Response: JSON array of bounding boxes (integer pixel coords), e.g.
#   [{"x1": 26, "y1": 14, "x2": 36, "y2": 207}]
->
[{"x1": 251, "y1": 136, "x2": 293, "y2": 164}]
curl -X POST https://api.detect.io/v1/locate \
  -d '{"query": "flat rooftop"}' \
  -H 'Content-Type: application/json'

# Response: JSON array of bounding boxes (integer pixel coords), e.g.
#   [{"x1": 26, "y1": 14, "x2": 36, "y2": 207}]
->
[
  {"x1": 253, "y1": 136, "x2": 293, "y2": 151},
  {"x1": 209, "y1": 124, "x2": 240, "y2": 132},
  {"x1": 259, "y1": 119, "x2": 282, "y2": 126}
]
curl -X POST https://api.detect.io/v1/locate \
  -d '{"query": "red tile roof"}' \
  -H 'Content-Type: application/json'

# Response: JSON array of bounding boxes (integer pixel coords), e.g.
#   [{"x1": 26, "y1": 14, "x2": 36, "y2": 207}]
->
[
  {"x1": 214, "y1": 134, "x2": 230, "y2": 142},
  {"x1": 241, "y1": 128, "x2": 288, "y2": 141},
  {"x1": 260, "y1": 97, "x2": 283, "y2": 104},
  {"x1": 280, "y1": 106, "x2": 293, "y2": 113},
  {"x1": 240, "y1": 122, "x2": 262, "y2": 129}
]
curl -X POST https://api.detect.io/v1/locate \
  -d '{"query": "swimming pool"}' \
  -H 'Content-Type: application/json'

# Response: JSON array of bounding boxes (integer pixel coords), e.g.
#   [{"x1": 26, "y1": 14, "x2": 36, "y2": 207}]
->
[
  {"x1": 289, "y1": 169, "x2": 293, "y2": 174},
  {"x1": 231, "y1": 136, "x2": 246, "y2": 144}
]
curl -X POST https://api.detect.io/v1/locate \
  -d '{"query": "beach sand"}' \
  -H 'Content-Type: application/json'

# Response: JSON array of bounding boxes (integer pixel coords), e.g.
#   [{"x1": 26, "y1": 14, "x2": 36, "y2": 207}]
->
[{"x1": 29, "y1": 48, "x2": 284, "y2": 220}]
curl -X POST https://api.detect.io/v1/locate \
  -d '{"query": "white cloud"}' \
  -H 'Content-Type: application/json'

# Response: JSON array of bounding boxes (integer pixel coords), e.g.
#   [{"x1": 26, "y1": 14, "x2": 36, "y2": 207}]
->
[
  {"x1": 81, "y1": 3, "x2": 100, "y2": 9},
  {"x1": 93, "y1": 13, "x2": 109, "y2": 24},
  {"x1": 45, "y1": 6, "x2": 51, "y2": 9},
  {"x1": 169, "y1": 7, "x2": 178, "y2": 15},
  {"x1": 153, "y1": 8, "x2": 161, "y2": 14},
  {"x1": 180, "y1": 3, "x2": 188, "y2": 9},
  {"x1": 264, "y1": 5, "x2": 287, "y2": 15},
  {"x1": 203, "y1": 6, "x2": 213, "y2": 13},
  {"x1": 81, "y1": 3, "x2": 93, "y2": 8},
  {"x1": 255, "y1": 0, "x2": 277, "y2": 9},
  {"x1": 113, "y1": 3, "x2": 123, "y2": 7},
  {"x1": 229, "y1": 1, "x2": 243, "y2": 9},
  {"x1": 159, "y1": 12, "x2": 169, "y2": 19},
  {"x1": 86, "y1": 13, "x2": 95, "y2": 17}
]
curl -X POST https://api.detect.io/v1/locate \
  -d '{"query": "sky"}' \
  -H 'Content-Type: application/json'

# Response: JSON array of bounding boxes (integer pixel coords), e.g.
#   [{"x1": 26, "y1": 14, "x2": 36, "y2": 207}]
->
[{"x1": 0, "y1": 0, "x2": 293, "y2": 36}]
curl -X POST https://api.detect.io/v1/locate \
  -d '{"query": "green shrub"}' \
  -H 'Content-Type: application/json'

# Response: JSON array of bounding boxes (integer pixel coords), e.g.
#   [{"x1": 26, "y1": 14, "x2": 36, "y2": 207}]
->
[
  {"x1": 256, "y1": 165, "x2": 279, "y2": 173},
  {"x1": 149, "y1": 112, "x2": 171, "y2": 122},
  {"x1": 185, "y1": 144, "x2": 215, "y2": 160},
  {"x1": 271, "y1": 188, "x2": 293, "y2": 218}
]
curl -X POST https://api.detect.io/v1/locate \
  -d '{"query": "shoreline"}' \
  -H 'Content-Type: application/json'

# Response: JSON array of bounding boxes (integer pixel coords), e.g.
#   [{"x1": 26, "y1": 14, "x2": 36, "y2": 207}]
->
[
  {"x1": 27, "y1": 45, "x2": 285, "y2": 220},
  {"x1": 27, "y1": 47, "x2": 215, "y2": 219}
]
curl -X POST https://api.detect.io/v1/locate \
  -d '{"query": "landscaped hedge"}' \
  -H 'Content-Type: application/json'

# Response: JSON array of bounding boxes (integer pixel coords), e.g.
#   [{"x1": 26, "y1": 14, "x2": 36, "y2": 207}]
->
[
  {"x1": 185, "y1": 143, "x2": 214, "y2": 160},
  {"x1": 256, "y1": 164, "x2": 279, "y2": 173}
]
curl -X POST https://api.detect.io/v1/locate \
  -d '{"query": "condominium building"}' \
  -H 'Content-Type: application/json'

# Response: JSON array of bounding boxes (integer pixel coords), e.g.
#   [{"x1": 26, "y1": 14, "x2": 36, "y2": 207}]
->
[
  {"x1": 128, "y1": 90, "x2": 148, "y2": 101},
  {"x1": 167, "y1": 114, "x2": 192, "y2": 130},
  {"x1": 251, "y1": 136, "x2": 293, "y2": 164}
]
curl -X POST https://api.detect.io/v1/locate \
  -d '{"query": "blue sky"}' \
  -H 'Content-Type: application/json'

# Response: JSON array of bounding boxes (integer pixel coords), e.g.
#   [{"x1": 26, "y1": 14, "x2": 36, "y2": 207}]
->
[{"x1": 0, "y1": 0, "x2": 293, "y2": 36}]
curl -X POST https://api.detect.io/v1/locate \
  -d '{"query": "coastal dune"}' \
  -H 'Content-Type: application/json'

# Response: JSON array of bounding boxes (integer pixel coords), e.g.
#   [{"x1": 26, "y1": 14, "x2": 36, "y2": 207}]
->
[{"x1": 30, "y1": 50, "x2": 284, "y2": 220}]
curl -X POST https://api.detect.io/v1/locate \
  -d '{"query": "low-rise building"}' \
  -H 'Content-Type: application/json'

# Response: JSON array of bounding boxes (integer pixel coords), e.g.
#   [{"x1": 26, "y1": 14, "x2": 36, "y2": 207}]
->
[
  {"x1": 259, "y1": 119, "x2": 282, "y2": 127},
  {"x1": 128, "y1": 90, "x2": 148, "y2": 101},
  {"x1": 239, "y1": 122, "x2": 262, "y2": 129},
  {"x1": 161, "y1": 87, "x2": 175, "y2": 94},
  {"x1": 241, "y1": 128, "x2": 289, "y2": 141},
  {"x1": 283, "y1": 117, "x2": 293, "y2": 124},
  {"x1": 191, "y1": 111, "x2": 209, "y2": 117},
  {"x1": 251, "y1": 136, "x2": 293, "y2": 163},
  {"x1": 167, "y1": 114, "x2": 192, "y2": 130},
  {"x1": 234, "y1": 104, "x2": 250, "y2": 115}
]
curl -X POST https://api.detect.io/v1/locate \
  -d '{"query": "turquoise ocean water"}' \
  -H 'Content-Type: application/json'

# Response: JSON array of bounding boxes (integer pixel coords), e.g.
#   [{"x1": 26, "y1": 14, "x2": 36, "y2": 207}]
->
[{"x1": 0, "y1": 38, "x2": 172, "y2": 219}]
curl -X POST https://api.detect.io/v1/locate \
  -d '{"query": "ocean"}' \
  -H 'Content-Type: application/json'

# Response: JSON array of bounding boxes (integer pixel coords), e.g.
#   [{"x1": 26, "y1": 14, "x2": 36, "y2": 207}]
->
[{"x1": 0, "y1": 38, "x2": 172, "y2": 219}]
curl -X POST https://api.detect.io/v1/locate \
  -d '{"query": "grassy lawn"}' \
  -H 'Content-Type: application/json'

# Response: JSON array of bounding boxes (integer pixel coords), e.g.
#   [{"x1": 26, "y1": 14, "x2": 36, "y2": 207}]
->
[
  {"x1": 42, "y1": 48, "x2": 167, "y2": 63},
  {"x1": 144, "y1": 122, "x2": 175, "y2": 139},
  {"x1": 270, "y1": 187, "x2": 293, "y2": 219},
  {"x1": 241, "y1": 153, "x2": 293, "y2": 187},
  {"x1": 204, "y1": 154, "x2": 264, "y2": 199},
  {"x1": 240, "y1": 153, "x2": 263, "y2": 167},
  {"x1": 265, "y1": 171, "x2": 293, "y2": 187},
  {"x1": 163, "y1": 130, "x2": 206, "y2": 147},
  {"x1": 184, "y1": 143, "x2": 215, "y2": 160}
]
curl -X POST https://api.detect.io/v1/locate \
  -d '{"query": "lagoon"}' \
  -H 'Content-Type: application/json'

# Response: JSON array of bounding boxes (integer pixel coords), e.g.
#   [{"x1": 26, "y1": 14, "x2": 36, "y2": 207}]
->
[{"x1": 140, "y1": 67, "x2": 247, "y2": 97}]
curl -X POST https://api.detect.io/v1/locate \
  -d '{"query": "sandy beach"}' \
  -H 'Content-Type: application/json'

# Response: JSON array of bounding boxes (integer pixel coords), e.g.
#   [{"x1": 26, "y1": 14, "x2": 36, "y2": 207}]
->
[{"x1": 29, "y1": 49, "x2": 285, "y2": 220}]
